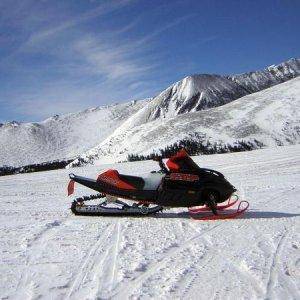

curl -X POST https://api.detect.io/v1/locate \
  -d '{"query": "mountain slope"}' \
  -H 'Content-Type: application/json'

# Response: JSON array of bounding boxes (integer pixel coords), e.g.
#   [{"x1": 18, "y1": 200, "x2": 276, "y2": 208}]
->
[
  {"x1": 69, "y1": 76, "x2": 300, "y2": 166},
  {"x1": 135, "y1": 58, "x2": 299, "y2": 124},
  {"x1": 230, "y1": 58, "x2": 300, "y2": 93},
  {"x1": 1, "y1": 58, "x2": 299, "y2": 168},
  {"x1": 0, "y1": 100, "x2": 146, "y2": 167}
]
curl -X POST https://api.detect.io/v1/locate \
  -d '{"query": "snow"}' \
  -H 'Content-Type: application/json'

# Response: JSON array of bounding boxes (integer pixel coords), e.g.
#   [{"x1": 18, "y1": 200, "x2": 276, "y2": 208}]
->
[
  {"x1": 231, "y1": 58, "x2": 300, "y2": 93},
  {"x1": 0, "y1": 100, "x2": 146, "y2": 167},
  {"x1": 1, "y1": 145, "x2": 299, "y2": 299}
]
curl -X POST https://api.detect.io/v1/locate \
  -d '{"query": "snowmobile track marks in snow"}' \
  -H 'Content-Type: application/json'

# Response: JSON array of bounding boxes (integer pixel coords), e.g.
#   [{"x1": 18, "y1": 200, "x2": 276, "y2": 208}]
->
[
  {"x1": 265, "y1": 227, "x2": 299, "y2": 299},
  {"x1": 16, "y1": 217, "x2": 68, "y2": 298},
  {"x1": 66, "y1": 223, "x2": 114, "y2": 299},
  {"x1": 265, "y1": 228, "x2": 287, "y2": 298},
  {"x1": 109, "y1": 220, "x2": 121, "y2": 291},
  {"x1": 94, "y1": 220, "x2": 123, "y2": 299},
  {"x1": 186, "y1": 221, "x2": 265, "y2": 298},
  {"x1": 112, "y1": 223, "x2": 222, "y2": 298}
]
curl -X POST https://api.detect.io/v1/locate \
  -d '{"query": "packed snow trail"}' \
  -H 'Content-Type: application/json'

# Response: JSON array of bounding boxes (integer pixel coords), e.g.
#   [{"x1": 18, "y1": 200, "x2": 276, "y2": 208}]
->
[{"x1": 0, "y1": 145, "x2": 299, "y2": 299}]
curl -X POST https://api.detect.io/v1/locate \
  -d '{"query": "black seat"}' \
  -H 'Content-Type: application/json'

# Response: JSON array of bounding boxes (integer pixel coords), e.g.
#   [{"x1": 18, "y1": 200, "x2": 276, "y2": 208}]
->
[{"x1": 119, "y1": 174, "x2": 145, "y2": 190}]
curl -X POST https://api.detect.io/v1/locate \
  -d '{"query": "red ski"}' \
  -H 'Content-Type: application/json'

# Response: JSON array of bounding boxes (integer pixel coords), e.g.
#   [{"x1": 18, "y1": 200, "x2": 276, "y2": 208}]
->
[
  {"x1": 189, "y1": 200, "x2": 249, "y2": 221},
  {"x1": 188, "y1": 195, "x2": 239, "y2": 213}
]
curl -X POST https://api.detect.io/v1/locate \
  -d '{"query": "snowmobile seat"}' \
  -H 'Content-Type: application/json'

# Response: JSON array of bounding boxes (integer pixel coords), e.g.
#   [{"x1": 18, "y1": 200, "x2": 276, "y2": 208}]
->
[
  {"x1": 120, "y1": 173, "x2": 164, "y2": 190},
  {"x1": 118, "y1": 174, "x2": 145, "y2": 190},
  {"x1": 98, "y1": 170, "x2": 163, "y2": 190},
  {"x1": 97, "y1": 169, "x2": 144, "y2": 190}
]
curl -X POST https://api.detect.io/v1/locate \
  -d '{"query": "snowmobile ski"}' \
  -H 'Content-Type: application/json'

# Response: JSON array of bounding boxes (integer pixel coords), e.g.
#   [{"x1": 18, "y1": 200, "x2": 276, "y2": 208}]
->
[
  {"x1": 189, "y1": 200, "x2": 249, "y2": 221},
  {"x1": 188, "y1": 194, "x2": 239, "y2": 213}
]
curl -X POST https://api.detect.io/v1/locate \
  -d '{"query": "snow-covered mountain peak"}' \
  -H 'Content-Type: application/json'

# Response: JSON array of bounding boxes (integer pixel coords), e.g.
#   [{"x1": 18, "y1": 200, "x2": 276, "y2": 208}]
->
[
  {"x1": 174, "y1": 74, "x2": 231, "y2": 100},
  {"x1": 1, "y1": 121, "x2": 21, "y2": 128},
  {"x1": 230, "y1": 58, "x2": 300, "y2": 93},
  {"x1": 268, "y1": 57, "x2": 300, "y2": 74},
  {"x1": 45, "y1": 115, "x2": 60, "y2": 122},
  {"x1": 137, "y1": 58, "x2": 300, "y2": 124},
  {"x1": 69, "y1": 76, "x2": 300, "y2": 167},
  {"x1": 127, "y1": 74, "x2": 246, "y2": 125}
]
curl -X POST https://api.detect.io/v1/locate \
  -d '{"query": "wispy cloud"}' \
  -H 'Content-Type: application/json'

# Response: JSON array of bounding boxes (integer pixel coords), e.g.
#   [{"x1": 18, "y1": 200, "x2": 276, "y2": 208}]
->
[
  {"x1": 72, "y1": 35, "x2": 154, "y2": 81},
  {"x1": 139, "y1": 14, "x2": 195, "y2": 44},
  {"x1": 71, "y1": 14, "x2": 195, "y2": 81},
  {"x1": 0, "y1": 0, "x2": 195, "y2": 121},
  {"x1": 25, "y1": 0, "x2": 135, "y2": 46}
]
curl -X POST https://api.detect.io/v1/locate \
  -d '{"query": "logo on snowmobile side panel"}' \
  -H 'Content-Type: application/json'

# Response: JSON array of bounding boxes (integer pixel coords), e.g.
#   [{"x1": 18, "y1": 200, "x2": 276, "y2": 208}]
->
[{"x1": 169, "y1": 173, "x2": 199, "y2": 182}]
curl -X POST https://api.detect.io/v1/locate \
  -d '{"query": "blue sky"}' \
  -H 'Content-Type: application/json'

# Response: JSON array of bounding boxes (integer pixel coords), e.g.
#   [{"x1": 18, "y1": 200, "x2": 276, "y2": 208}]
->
[{"x1": 0, "y1": 0, "x2": 299, "y2": 122}]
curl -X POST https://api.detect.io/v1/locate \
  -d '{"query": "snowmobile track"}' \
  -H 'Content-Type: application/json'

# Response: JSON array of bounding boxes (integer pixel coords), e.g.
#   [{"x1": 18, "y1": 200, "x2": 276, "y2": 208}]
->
[{"x1": 192, "y1": 223, "x2": 264, "y2": 298}]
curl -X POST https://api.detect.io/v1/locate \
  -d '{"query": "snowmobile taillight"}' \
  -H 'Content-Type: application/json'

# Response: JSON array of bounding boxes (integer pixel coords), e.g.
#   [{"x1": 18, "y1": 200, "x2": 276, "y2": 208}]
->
[{"x1": 67, "y1": 180, "x2": 75, "y2": 196}]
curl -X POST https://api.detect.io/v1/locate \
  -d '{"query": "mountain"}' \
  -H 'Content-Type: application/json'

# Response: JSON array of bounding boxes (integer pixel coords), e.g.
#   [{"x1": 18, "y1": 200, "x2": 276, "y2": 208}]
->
[
  {"x1": 1, "y1": 58, "x2": 299, "y2": 168},
  {"x1": 229, "y1": 58, "x2": 300, "y2": 93},
  {"x1": 69, "y1": 76, "x2": 300, "y2": 167},
  {"x1": 126, "y1": 58, "x2": 300, "y2": 125},
  {"x1": 0, "y1": 101, "x2": 146, "y2": 167}
]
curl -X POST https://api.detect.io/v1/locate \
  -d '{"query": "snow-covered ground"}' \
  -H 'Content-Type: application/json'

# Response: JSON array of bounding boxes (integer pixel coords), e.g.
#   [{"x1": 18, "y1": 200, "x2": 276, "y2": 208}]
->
[{"x1": 1, "y1": 145, "x2": 299, "y2": 299}]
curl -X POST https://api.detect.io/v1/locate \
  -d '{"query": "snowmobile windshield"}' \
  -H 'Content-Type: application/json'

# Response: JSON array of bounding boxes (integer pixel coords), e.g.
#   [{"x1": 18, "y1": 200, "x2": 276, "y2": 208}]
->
[{"x1": 166, "y1": 149, "x2": 201, "y2": 173}]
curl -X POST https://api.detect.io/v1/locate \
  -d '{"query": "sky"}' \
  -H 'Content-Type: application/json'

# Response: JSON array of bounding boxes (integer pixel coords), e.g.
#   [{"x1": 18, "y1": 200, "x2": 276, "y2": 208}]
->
[{"x1": 0, "y1": 0, "x2": 299, "y2": 122}]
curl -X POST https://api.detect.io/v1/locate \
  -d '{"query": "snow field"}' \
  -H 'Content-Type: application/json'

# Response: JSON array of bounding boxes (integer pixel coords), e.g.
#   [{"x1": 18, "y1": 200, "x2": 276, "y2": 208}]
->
[{"x1": 0, "y1": 145, "x2": 299, "y2": 299}]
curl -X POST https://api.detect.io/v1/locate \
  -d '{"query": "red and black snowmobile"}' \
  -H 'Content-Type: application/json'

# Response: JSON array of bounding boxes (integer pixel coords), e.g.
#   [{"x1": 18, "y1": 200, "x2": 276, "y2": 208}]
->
[{"x1": 67, "y1": 149, "x2": 248, "y2": 220}]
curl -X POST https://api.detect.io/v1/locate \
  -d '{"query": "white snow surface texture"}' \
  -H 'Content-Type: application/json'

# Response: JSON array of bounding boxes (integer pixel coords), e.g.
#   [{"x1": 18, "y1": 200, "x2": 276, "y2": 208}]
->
[
  {"x1": 1, "y1": 58, "x2": 299, "y2": 167},
  {"x1": 0, "y1": 101, "x2": 146, "y2": 167},
  {"x1": 0, "y1": 145, "x2": 299, "y2": 299}
]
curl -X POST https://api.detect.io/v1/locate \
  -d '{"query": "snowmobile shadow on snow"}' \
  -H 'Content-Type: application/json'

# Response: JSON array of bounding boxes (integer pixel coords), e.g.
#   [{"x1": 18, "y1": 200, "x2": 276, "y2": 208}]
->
[
  {"x1": 151, "y1": 209, "x2": 300, "y2": 220},
  {"x1": 67, "y1": 209, "x2": 300, "y2": 220},
  {"x1": 242, "y1": 210, "x2": 300, "y2": 220}
]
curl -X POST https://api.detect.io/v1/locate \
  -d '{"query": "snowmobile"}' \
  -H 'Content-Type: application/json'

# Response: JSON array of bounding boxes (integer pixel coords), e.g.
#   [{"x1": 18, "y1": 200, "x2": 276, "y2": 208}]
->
[{"x1": 67, "y1": 149, "x2": 249, "y2": 220}]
